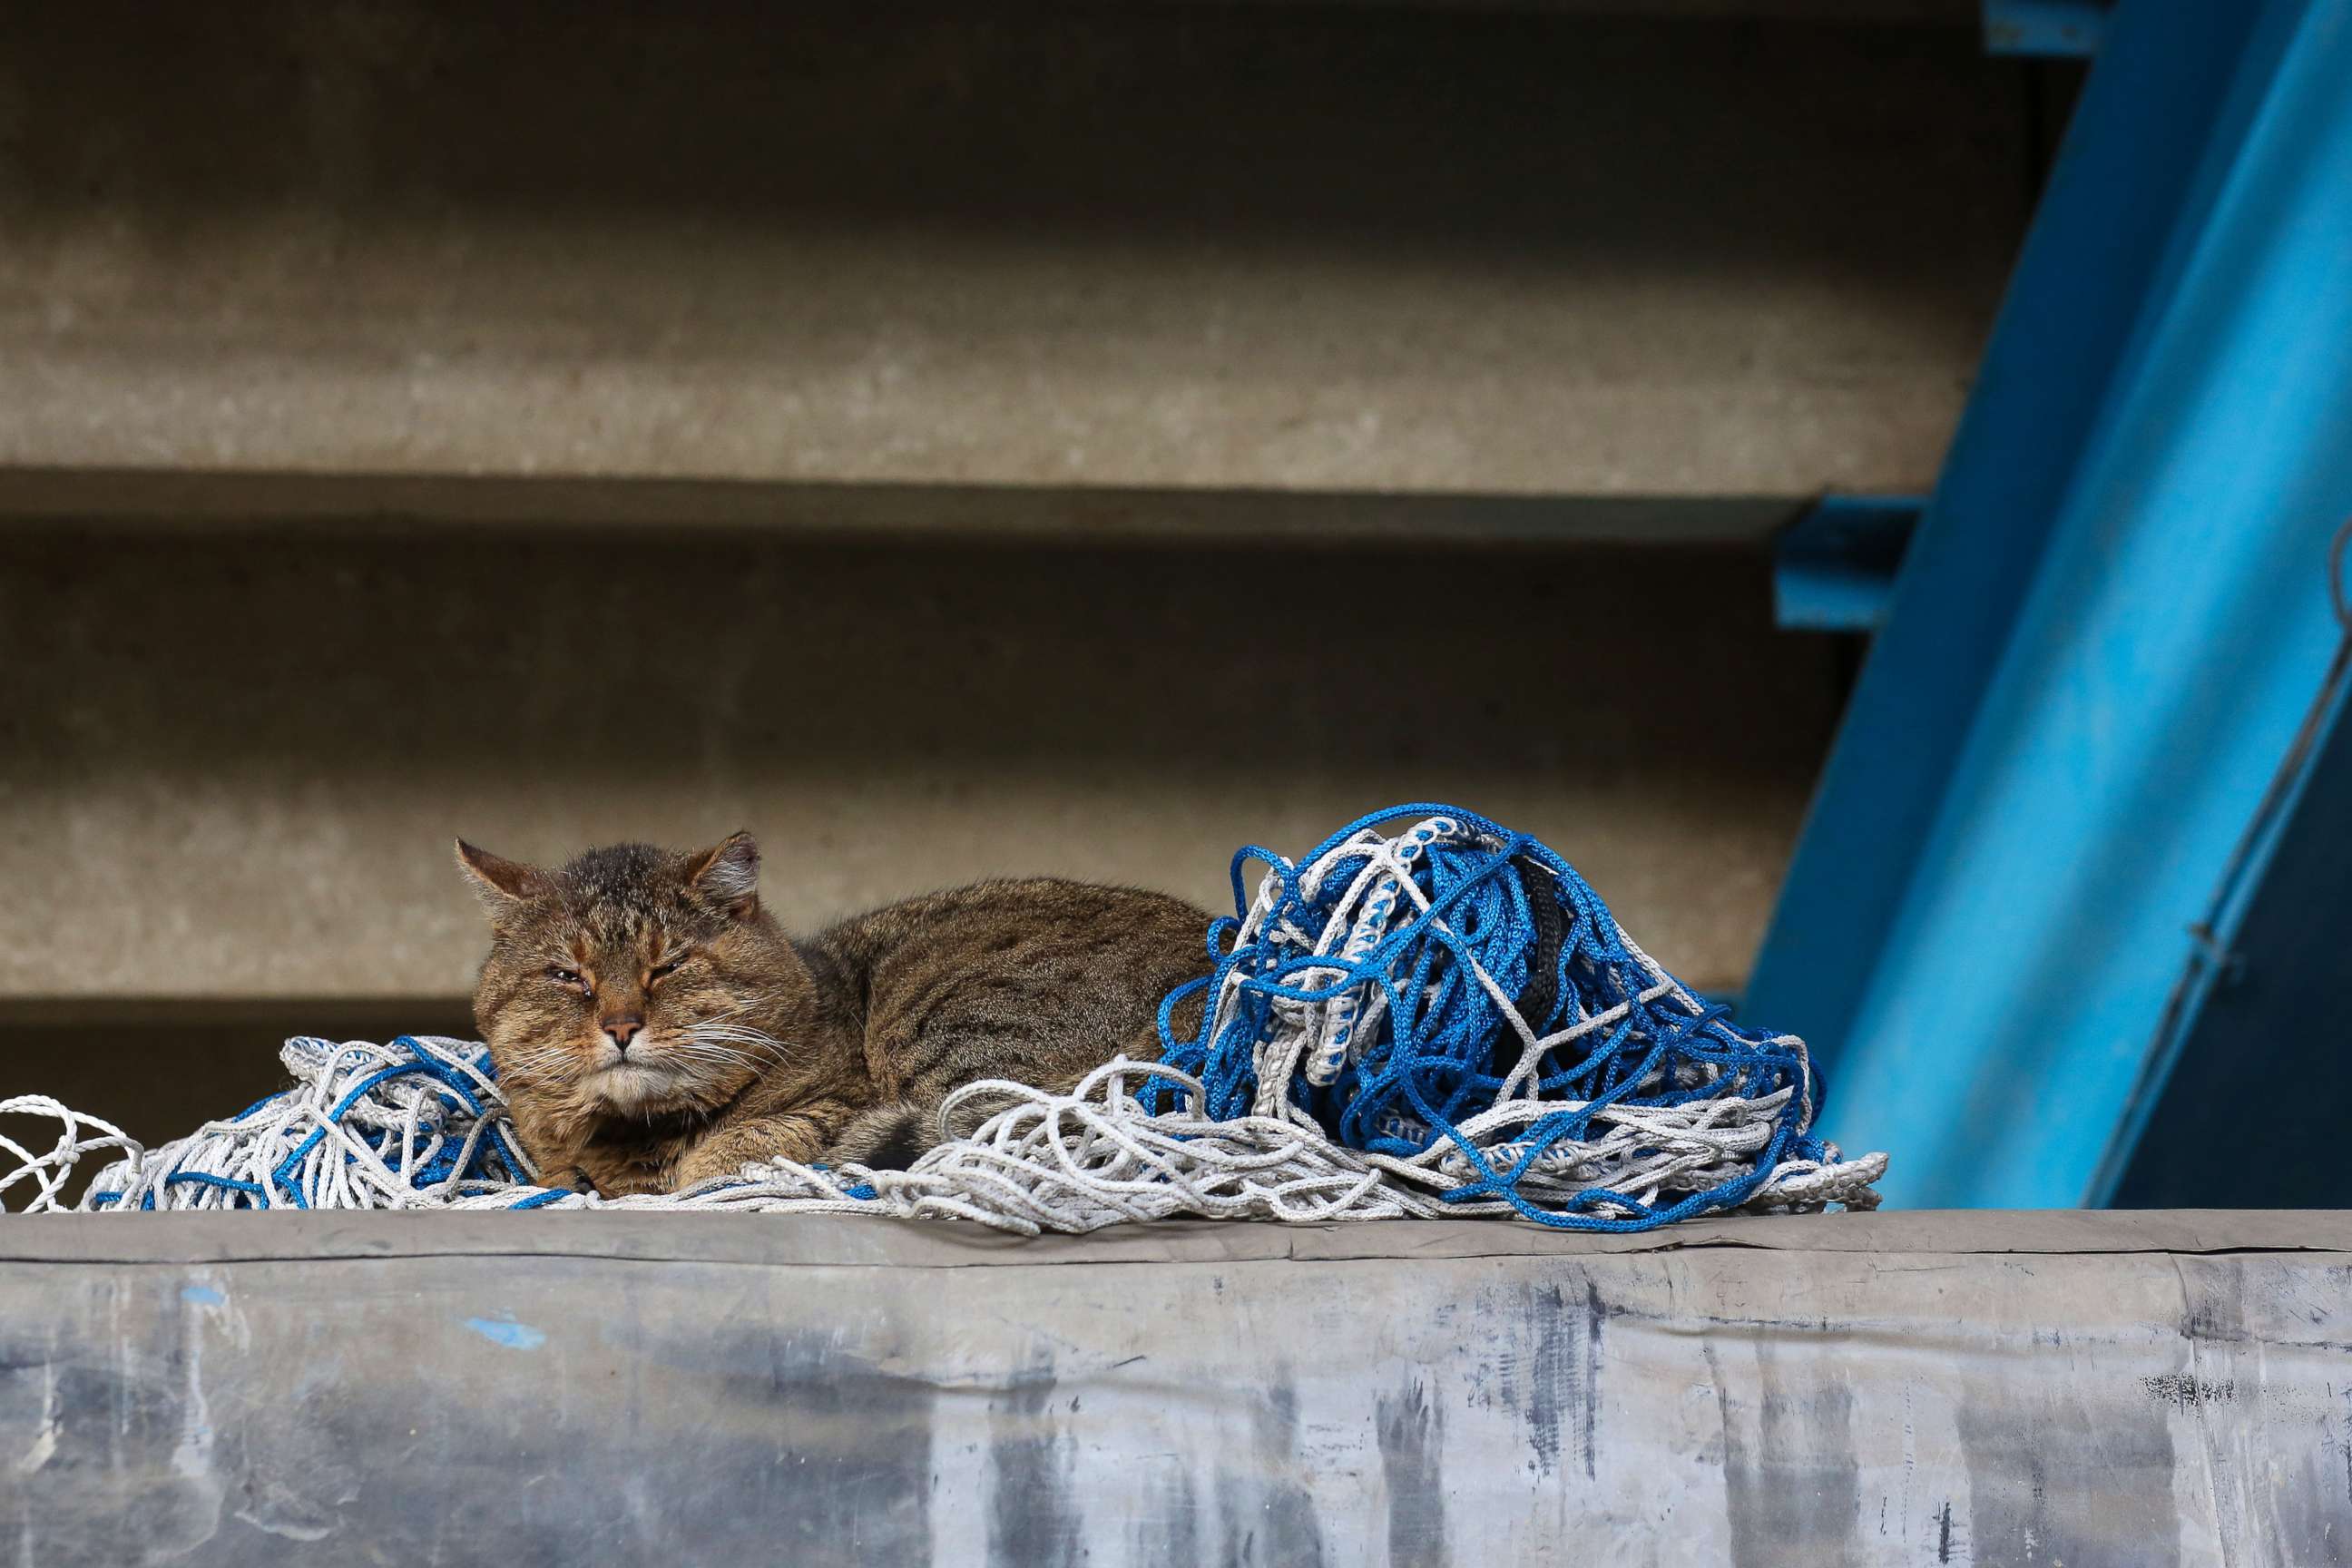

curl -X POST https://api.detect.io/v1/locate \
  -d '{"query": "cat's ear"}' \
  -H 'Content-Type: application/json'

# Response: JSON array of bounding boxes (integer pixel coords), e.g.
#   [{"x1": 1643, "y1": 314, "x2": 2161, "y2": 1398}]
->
[
  {"x1": 685, "y1": 830, "x2": 760, "y2": 919},
  {"x1": 455, "y1": 839, "x2": 553, "y2": 910}
]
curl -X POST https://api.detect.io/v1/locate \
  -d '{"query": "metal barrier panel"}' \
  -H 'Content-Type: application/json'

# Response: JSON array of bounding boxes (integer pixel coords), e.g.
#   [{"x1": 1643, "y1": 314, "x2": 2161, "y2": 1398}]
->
[{"x1": 4, "y1": 1211, "x2": 2347, "y2": 1564}]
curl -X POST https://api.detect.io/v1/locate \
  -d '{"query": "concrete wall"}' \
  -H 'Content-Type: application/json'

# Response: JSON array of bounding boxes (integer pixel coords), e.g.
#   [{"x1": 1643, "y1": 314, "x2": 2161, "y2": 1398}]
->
[
  {"x1": 0, "y1": 529, "x2": 1837, "y2": 998},
  {"x1": 0, "y1": 2, "x2": 2043, "y2": 1130},
  {"x1": 1, "y1": 2, "x2": 2024, "y2": 495},
  {"x1": 7, "y1": 1210, "x2": 2347, "y2": 1563}
]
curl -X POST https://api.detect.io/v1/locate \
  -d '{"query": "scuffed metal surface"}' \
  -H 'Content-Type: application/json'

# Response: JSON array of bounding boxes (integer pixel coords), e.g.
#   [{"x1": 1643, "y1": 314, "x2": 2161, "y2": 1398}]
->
[{"x1": 4, "y1": 1214, "x2": 2349, "y2": 1564}]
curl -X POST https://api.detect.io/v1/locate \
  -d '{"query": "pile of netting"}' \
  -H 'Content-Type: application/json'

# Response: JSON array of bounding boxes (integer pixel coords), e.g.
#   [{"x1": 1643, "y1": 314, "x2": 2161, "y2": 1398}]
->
[{"x1": 1, "y1": 807, "x2": 1884, "y2": 1232}]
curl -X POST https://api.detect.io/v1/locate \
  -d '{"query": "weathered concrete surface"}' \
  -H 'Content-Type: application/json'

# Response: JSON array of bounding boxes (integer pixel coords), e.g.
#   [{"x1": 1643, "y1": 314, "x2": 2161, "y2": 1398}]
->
[
  {"x1": 0, "y1": 531, "x2": 1838, "y2": 1004},
  {"x1": 0, "y1": 2, "x2": 2025, "y2": 496},
  {"x1": 1, "y1": 1210, "x2": 2345, "y2": 1565}
]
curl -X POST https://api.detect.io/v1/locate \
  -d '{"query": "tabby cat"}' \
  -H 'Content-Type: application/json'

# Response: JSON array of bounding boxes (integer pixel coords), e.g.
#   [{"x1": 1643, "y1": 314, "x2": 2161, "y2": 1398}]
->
[{"x1": 457, "y1": 831, "x2": 1211, "y2": 1196}]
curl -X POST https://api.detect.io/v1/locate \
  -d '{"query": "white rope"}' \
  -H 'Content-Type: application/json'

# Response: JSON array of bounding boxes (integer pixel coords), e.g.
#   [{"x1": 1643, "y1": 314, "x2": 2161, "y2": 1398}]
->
[
  {"x1": 0, "y1": 1097, "x2": 141, "y2": 1214},
  {"x1": 1, "y1": 1034, "x2": 1884, "y2": 1233}
]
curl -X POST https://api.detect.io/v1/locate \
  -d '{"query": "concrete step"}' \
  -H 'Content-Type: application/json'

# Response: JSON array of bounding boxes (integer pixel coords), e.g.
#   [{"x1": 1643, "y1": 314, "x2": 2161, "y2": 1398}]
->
[
  {"x1": 0, "y1": 529, "x2": 1837, "y2": 1008},
  {"x1": 0, "y1": 1, "x2": 2027, "y2": 503}
]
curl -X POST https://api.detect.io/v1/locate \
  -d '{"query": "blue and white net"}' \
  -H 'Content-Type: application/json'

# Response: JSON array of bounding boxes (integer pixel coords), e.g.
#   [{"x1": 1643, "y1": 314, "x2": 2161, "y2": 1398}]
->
[{"x1": 1144, "y1": 806, "x2": 1883, "y2": 1229}]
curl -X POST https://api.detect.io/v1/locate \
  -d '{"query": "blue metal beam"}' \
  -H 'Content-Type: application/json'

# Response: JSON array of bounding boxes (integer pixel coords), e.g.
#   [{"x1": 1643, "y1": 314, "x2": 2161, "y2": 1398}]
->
[
  {"x1": 1983, "y1": 1, "x2": 2111, "y2": 59},
  {"x1": 1749, "y1": 0, "x2": 2352, "y2": 1208},
  {"x1": 1773, "y1": 496, "x2": 1925, "y2": 634},
  {"x1": 1747, "y1": 0, "x2": 2273, "y2": 1083}
]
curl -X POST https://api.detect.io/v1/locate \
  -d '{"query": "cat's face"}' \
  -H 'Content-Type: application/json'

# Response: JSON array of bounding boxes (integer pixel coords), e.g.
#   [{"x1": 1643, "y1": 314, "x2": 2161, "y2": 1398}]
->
[{"x1": 457, "y1": 833, "x2": 803, "y2": 1121}]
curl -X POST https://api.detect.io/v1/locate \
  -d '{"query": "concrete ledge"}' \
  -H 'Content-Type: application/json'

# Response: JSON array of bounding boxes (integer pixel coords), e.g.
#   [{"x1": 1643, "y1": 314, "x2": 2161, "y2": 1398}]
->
[
  {"x1": 8, "y1": 1207, "x2": 2350, "y2": 1265},
  {"x1": 0, "y1": 467, "x2": 1798, "y2": 544},
  {"x1": 2, "y1": 1210, "x2": 2340, "y2": 1563}
]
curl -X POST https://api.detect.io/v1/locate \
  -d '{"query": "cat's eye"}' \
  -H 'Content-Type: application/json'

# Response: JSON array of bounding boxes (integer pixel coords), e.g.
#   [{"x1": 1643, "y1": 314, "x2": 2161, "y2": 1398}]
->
[
  {"x1": 546, "y1": 965, "x2": 583, "y2": 988},
  {"x1": 648, "y1": 956, "x2": 688, "y2": 984}
]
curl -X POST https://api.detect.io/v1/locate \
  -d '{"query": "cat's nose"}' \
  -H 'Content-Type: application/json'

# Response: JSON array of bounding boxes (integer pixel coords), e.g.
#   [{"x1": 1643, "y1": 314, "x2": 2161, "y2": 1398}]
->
[{"x1": 602, "y1": 1015, "x2": 644, "y2": 1053}]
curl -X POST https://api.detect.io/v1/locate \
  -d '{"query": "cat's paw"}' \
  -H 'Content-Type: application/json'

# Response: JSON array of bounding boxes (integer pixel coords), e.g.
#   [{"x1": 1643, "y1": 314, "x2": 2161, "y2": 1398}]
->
[{"x1": 667, "y1": 1151, "x2": 728, "y2": 1191}]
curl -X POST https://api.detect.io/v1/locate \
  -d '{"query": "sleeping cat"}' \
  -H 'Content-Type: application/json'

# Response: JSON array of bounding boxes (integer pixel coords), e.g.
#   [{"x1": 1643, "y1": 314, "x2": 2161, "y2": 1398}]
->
[{"x1": 457, "y1": 832, "x2": 1212, "y2": 1196}]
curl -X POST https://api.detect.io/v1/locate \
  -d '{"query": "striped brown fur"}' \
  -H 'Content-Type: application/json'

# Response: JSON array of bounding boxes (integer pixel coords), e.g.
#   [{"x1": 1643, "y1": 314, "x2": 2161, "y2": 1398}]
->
[{"x1": 456, "y1": 832, "x2": 1211, "y2": 1196}]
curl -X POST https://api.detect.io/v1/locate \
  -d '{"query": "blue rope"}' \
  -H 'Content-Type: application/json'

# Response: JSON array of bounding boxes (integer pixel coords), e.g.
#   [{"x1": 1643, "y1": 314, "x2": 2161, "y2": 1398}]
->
[{"x1": 1143, "y1": 804, "x2": 1836, "y2": 1231}]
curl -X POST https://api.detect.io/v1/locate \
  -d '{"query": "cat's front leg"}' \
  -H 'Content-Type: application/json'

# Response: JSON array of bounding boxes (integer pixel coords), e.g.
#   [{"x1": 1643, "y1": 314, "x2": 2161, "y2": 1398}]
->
[{"x1": 669, "y1": 1107, "x2": 846, "y2": 1191}]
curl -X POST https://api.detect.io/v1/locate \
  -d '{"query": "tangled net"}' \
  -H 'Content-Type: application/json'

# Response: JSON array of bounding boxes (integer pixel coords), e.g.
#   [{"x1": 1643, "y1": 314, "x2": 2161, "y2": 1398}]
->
[
  {"x1": 1, "y1": 807, "x2": 1883, "y2": 1232},
  {"x1": 1145, "y1": 806, "x2": 1882, "y2": 1227}
]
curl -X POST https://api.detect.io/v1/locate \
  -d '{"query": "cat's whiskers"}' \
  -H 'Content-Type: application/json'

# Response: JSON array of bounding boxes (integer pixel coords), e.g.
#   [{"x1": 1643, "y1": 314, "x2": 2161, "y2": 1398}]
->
[
  {"x1": 683, "y1": 1029, "x2": 783, "y2": 1054},
  {"x1": 681, "y1": 1027, "x2": 790, "y2": 1072},
  {"x1": 683, "y1": 1013, "x2": 781, "y2": 1040},
  {"x1": 657, "y1": 1048, "x2": 750, "y2": 1081},
  {"x1": 642, "y1": 1032, "x2": 779, "y2": 1089},
  {"x1": 658, "y1": 1034, "x2": 757, "y2": 1062},
  {"x1": 495, "y1": 1042, "x2": 583, "y2": 1087},
  {"x1": 681, "y1": 1016, "x2": 789, "y2": 1050}
]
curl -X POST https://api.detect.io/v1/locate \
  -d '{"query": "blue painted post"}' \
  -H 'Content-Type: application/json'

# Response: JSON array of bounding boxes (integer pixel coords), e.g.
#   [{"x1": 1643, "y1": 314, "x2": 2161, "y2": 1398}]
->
[{"x1": 1785, "y1": 0, "x2": 2352, "y2": 1209}]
